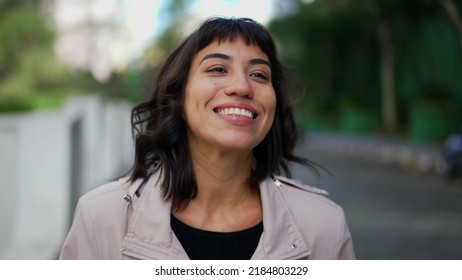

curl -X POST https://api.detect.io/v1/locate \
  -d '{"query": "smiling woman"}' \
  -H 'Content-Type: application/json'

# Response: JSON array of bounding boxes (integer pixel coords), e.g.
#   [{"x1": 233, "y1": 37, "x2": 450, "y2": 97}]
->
[
  {"x1": 184, "y1": 37, "x2": 276, "y2": 154},
  {"x1": 59, "y1": 17, "x2": 356, "y2": 260}
]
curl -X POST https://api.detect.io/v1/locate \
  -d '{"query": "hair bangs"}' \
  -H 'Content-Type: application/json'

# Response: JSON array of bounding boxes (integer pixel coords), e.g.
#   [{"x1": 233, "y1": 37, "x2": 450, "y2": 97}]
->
[{"x1": 195, "y1": 17, "x2": 274, "y2": 58}]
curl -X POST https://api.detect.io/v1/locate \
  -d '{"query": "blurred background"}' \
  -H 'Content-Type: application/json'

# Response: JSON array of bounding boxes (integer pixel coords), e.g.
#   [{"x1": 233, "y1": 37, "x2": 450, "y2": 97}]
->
[{"x1": 0, "y1": 0, "x2": 461, "y2": 259}]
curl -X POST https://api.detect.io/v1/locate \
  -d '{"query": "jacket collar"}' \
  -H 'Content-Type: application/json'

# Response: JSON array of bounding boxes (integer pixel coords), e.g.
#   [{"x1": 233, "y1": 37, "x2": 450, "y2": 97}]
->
[
  {"x1": 120, "y1": 172, "x2": 311, "y2": 260},
  {"x1": 120, "y1": 173, "x2": 189, "y2": 260},
  {"x1": 252, "y1": 176, "x2": 311, "y2": 259}
]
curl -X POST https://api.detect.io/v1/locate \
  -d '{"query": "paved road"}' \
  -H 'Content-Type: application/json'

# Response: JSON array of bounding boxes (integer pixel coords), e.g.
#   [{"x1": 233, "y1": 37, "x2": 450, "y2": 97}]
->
[{"x1": 292, "y1": 146, "x2": 462, "y2": 260}]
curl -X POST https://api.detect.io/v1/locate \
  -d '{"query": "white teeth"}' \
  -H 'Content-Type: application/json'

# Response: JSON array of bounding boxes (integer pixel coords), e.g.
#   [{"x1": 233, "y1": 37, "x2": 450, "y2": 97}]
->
[{"x1": 217, "y1": 108, "x2": 254, "y2": 118}]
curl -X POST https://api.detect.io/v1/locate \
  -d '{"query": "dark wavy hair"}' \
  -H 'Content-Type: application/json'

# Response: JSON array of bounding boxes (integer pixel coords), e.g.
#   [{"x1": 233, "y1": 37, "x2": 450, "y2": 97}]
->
[{"x1": 130, "y1": 17, "x2": 315, "y2": 209}]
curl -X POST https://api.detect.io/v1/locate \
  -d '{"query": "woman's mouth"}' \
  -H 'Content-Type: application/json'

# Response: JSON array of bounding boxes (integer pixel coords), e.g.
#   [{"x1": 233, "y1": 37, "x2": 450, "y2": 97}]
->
[{"x1": 215, "y1": 107, "x2": 257, "y2": 119}]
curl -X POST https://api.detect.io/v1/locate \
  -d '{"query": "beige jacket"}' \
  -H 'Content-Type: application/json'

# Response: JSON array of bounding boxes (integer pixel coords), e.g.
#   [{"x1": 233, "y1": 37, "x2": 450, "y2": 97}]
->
[{"x1": 59, "y1": 172, "x2": 355, "y2": 260}]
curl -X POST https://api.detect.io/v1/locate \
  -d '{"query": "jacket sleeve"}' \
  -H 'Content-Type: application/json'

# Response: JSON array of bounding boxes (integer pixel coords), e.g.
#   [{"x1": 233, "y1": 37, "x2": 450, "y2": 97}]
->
[
  {"x1": 59, "y1": 197, "x2": 101, "y2": 259},
  {"x1": 335, "y1": 208, "x2": 356, "y2": 260}
]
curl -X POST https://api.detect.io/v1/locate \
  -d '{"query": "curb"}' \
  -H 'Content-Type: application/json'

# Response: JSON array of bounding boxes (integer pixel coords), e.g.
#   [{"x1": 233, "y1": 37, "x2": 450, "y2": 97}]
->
[{"x1": 304, "y1": 133, "x2": 447, "y2": 176}]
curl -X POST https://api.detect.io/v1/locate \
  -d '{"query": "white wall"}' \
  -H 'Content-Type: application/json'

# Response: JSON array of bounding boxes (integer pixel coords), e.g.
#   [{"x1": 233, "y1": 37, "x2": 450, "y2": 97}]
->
[
  {"x1": 0, "y1": 96, "x2": 134, "y2": 259},
  {"x1": 0, "y1": 117, "x2": 19, "y2": 251}
]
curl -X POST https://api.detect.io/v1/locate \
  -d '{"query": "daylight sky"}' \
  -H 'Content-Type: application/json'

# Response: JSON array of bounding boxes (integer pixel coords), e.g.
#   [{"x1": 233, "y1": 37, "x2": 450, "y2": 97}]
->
[
  {"x1": 124, "y1": 0, "x2": 277, "y2": 49},
  {"x1": 53, "y1": 0, "x2": 290, "y2": 81}
]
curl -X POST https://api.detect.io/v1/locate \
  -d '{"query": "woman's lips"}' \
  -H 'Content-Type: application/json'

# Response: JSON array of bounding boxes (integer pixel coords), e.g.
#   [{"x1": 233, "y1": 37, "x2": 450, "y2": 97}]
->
[
  {"x1": 213, "y1": 103, "x2": 258, "y2": 119},
  {"x1": 215, "y1": 107, "x2": 255, "y2": 119}
]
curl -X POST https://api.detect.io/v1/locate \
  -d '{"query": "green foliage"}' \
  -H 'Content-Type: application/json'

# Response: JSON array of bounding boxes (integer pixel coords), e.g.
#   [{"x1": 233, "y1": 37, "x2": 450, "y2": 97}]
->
[
  {"x1": 0, "y1": 3, "x2": 73, "y2": 113},
  {"x1": 0, "y1": 74, "x2": 34, "y2": 112},
  {"x1": 397, "y1": 16, "x2": 462, "y2": 102},
  {"x1": 95, "y1": 70, "x2": 145, "y2": 103},
  {"x1": 269, "y1": 0, "x2": 380, "y2": 119},
  {"x1": 20, "y1": 48, "x2": 70, "y2": 89},
  {"x1": 0, "y1": 4, "x2": 53, "y2": 76},
  {"x1": 269, "y1": 0, "x2": 462, "y2": 140}
]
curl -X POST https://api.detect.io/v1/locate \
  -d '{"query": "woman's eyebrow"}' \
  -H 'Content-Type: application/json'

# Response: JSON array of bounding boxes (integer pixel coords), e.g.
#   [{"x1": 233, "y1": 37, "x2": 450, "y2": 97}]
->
[
  {"x1": 250, "y1": 58, "x2": 271, "y2": 68},
  {"x1": 199, "y1": 53, "x2": 271, "y2": 68},
  {"x1": 200, "y1": 53, "x2": 230, "y2": 64}
]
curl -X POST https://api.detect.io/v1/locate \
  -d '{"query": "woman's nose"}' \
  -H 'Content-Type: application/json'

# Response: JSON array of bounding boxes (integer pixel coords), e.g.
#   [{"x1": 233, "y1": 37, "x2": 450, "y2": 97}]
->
[{"x1": 224, "y1": 72, "x2": 253, "y2": 99}]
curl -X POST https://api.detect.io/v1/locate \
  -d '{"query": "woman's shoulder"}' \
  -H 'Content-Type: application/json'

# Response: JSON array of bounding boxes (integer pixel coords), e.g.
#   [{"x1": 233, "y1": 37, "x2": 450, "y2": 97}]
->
[
  {"x1": 61, "y1": 178, "x2": 136, "y2": 259},
  {"x1": 79, "y1": 179, "x2": 126, "y2": 203},
  {"x1": 270, "y1": 175, "x2": 349, "y2": 238},
  {"x1": 269, "y1": 175, "x2": 355, "y2": 260},
  {"x1": 75, "y1": 177, "x2": 143, "y2": 213},
  {"x1": 271, "y1": 175, "x2": 342, "y2": 213},
  {"x1": 273, "y1": 175, "x2": 329, "y2": 195},
  {"x1": 81, "y1": 176, "x2": 146, "y2": 200}
]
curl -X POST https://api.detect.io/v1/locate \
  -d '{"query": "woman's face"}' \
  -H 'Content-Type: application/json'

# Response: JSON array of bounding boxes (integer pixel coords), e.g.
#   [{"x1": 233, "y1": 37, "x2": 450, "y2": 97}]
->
[{"x1": 184, "y1": 36, "x2": 276, "y2": 154}]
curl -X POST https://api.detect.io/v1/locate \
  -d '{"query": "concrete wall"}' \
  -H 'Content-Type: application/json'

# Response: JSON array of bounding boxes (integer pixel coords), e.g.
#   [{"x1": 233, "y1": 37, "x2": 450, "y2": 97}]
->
[{"x1": 0, "y1": 96, "x2": 133, "y2": 259}]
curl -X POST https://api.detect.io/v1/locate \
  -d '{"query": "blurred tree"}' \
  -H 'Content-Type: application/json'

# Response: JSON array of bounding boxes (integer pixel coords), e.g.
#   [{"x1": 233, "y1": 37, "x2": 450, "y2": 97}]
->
[
  {"x1": 91, "y1": 0, "x2": 193, "y2": 104},
  {"x1": 269, "y1": 0, "x2": 461, "y2": 139},
  {"x1": 269, "y1": 0, "x2": 380, "y2": 132},
  {"x1": 145, "y1": 0, "x2": 192, "y2": 64},
  {"x1": 163, "y1": 0, "x2": 190, "y2": 18},
  {"x1": 0, "y1": 3, "x2": 53, "y2": 78},
  {"x1": 0, "y1": 0, "x2": 35, "y2": 14},
  {"x1": 139, "y1": 0, "x2": 192, "y2": 101},
  {"x1": 439, "y1": 0, "x2": 462, "y2": 46},
  {"x1": 0, "y1": 1, "x2": 70, "y2": 112}
]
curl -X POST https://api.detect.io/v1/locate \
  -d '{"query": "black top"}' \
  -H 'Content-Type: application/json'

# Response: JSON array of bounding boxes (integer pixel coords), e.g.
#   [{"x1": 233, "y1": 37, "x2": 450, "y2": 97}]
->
[{"x1": 170, "y1": 214, "x2": 263, "y2": 260}]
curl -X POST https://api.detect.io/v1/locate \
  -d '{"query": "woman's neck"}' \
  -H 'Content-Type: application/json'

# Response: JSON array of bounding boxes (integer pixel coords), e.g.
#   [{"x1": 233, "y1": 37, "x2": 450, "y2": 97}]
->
[
  {"x1": 172, "y1": 144, "x2": 261, "y2": 232},
  {"x1": 190, "y1": 144, "x2": 254, "y2": 206}
]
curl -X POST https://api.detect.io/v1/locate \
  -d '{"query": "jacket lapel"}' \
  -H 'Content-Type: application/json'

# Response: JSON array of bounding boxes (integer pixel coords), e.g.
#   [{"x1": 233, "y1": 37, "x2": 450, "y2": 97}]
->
[
  {"x1": 119, "y1": 173, "x2": 311, "y2": 260},
  {"x1": 120, "y1": 173, "x2": 189, "y2": 260},
  {"x1": 252, "y1": 177, "x2": 312, "y2": 259}
]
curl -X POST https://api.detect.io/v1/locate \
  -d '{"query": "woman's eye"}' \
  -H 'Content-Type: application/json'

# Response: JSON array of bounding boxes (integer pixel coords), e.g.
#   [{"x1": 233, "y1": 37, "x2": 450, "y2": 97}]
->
[
  {"x1": 208, "y1": 67, "x2": 227, "y2": 73},
  {"x1": 251, "y1": 72, "x2": 269, "y2": 81}
]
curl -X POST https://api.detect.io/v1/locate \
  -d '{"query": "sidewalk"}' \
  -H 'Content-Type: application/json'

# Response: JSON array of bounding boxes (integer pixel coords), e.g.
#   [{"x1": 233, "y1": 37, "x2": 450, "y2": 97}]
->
[{"x1": 303, "y1": 132, "x2": 447, "y2": 176}]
